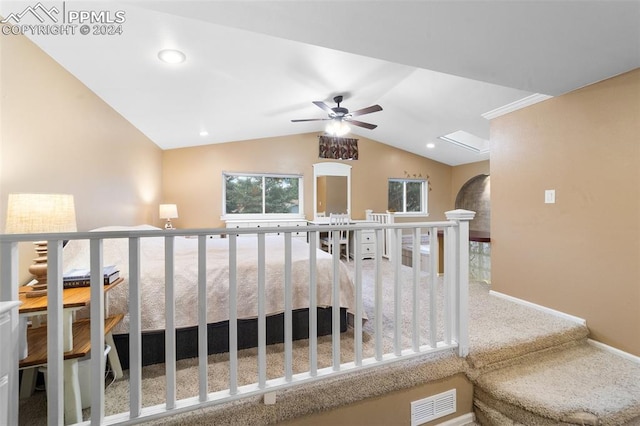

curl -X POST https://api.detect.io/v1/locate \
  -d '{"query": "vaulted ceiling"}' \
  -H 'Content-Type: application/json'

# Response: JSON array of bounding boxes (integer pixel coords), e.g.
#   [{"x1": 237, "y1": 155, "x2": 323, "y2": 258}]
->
[{"x1": 3, "y1": 1, "x2": 639, "y2": 165}]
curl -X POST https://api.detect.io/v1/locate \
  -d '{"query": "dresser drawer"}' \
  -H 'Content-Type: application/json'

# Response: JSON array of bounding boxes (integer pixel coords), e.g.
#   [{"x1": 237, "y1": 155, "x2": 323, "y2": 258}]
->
[
  {"x1": 361, "y1": 243, "x2": 376, "y2": 259},
  {"x1": 361, "y1": 230, "x2": 376, "y2": 244}
]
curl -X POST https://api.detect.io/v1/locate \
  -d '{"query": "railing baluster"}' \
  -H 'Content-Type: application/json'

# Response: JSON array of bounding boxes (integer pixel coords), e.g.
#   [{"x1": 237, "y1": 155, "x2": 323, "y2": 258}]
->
[
  {"x1": 46, "y1": 240, "x2": 64, "y2": 426},
  {"x1": 308, "y1": 231, "x2": 318, "y2": 376},
  {"x1": 257, "y1": 233, "x2": 267, "y2": 387},
  {"x1": 412, "y1": 227, "x2": 421, "y2": 352},
  {"x1": 444, "y1": 227, "x2": 455, "y2": 345},
  {"x1": 393, "y1": 228, "x2": 402, "y2": 356},
  {"x1": 165, "y1": 235, "x2": 176, "y2": 409},
  {"x1": 331, "y1": 230, "x2": 341, "y2": 371},
  {"x1": 429, "y1": 228, "x2": 439, "y2": 349},
  {"x1": 284, "y1": 232, "x2": 293, "y2": 381},
  {"x1": 90, "y1": 238, "x2": 106, "y2": 424},
  {"x1": 375, "y1": 228, "x2": 384, "y2": 361},
  {"x1": 129, "y1": 237, "x2": 142, "y2": 418},
  {"x1": 198, "y1": 235, "x2": 208, "y2": 401},
  {"x1": 229, "y1": 234, "x2": 238, "y2": 395},
  {"x1": 449, "y1": 226, "x2": 460, "y2": 345},
  {"x1": 354, "y1": 229, "x2": 363, "y2": 366}
]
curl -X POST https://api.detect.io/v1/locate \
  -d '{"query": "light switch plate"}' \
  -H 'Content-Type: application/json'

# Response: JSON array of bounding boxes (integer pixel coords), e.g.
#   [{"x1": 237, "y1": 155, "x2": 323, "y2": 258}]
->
[{"x1": 545, "y1": 189, "x2": 556, "y2": 204}]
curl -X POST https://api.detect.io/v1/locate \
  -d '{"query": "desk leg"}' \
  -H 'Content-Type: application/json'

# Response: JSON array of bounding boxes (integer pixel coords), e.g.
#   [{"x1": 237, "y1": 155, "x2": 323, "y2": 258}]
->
[
  {"x1": 63, "y1": 310, "x2": 73, "y2": 352},
  {"x1": 63, "y1": 359, "x2": 82, "y2": 425},
  {"x1": 19, "y1": 368, "x2": 37, "y2": 399},
  {"x1": 105, "y1": 333, "x2": 123, "y2": 379}
]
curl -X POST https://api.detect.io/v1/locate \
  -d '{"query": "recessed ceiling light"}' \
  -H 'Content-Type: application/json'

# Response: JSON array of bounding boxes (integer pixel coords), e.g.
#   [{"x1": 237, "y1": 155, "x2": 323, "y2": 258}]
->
[
  {"x1": 426, "y1": 143, "x2": 435, "y2": 149},
  {"x1": 158, "y1": 49, "x2": 186, "y2": 64},
  {"x1": 199, "y1": 130, "x2": 209, "y2": 137}
]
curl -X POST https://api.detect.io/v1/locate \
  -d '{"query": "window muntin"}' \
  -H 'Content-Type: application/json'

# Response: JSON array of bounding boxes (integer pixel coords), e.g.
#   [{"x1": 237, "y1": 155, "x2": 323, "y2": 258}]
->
[
  {"x1": 388, "y1": 178, "x2": 428, "y2": 214},
  {"x1": 224, "y1": 173, "x2": 302, "y2": 216}
]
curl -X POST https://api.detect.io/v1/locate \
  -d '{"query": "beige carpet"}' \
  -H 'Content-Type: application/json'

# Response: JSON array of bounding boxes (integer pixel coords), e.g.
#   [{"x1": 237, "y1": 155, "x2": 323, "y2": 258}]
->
[
  {"x1": 18, "y1": 259, "x2": 639, "y2": 425},
  {"x1": 473, "y1": 342, "x2": 640, "y2": 425}
]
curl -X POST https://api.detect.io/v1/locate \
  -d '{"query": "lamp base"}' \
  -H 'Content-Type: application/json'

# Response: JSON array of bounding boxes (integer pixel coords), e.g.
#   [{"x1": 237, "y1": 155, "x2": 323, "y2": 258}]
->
[
  {"x1": 164, "y1": 219, "x2": 174, "y2": 229},
  {"x1": 26, "y1": 241, "x2": 49, "y2": 298},
  {"x1": 25, "y1": 287, "x2": 48, "y2": 298}
]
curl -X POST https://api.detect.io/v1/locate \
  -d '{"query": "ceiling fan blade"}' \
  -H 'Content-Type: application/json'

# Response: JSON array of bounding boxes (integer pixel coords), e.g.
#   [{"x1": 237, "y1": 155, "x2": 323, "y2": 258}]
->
[
  {"x1": 291, "y1": 118, "x2": 331, "y2": 122},
  {"x1": 312, "y1": 101, "x2": 335, "y2": 114},
  {"x1": 347, "y1": 119, "x2": 377, "y2": 130},
  {"x1": 350, "y1": 104, "x2": 382, "y2": 117}
]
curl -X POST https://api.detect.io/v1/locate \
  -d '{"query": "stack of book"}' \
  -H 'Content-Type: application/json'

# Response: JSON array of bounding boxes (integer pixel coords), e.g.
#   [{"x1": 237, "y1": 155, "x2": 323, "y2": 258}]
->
[{"x1": 63, "y1": 265, "x2": 120, "y2": 288}]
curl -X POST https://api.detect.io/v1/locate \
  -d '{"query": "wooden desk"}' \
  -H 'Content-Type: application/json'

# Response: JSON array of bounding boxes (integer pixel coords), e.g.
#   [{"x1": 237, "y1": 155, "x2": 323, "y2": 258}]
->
[
  {"x1": 19, "y1": 278, "x2": 123, "y2": 351},
  {"x1": 19, "y1": 314, "x2": 123, "y2": 368},
  {"x1": 18, "y1": 279, "x2": 124, "y2": 424},
  {"x1": 19, "y1": 278, "x2": 123, "y2": 313}
]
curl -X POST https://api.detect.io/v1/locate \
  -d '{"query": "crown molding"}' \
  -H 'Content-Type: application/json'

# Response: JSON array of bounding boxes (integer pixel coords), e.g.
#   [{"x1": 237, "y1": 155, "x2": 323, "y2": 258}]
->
[{"x1": 482, "y1": 93, "x2": 553, "y2": 120}]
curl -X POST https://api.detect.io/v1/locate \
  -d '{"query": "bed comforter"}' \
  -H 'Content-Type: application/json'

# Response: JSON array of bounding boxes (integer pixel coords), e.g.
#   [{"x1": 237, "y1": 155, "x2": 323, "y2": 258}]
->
[{"x1": 62, "y1": 226, "x2": 356, "y2": 335}]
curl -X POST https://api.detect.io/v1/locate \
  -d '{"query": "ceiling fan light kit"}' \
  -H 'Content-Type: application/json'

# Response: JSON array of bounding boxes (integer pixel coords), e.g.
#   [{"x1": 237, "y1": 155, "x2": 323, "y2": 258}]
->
[
  {"x1": 326, "y1": 119, "x2": 350, "y2": 136},
  {"x1": 292, "y1": 95, "x2": 382, "y2": 135}
]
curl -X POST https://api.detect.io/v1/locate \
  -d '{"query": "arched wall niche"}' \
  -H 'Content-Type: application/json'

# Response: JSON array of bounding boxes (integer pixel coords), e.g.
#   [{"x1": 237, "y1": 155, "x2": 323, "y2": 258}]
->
[{"x1": 455, "y1": 174, "x2": 490, "y2": 232}]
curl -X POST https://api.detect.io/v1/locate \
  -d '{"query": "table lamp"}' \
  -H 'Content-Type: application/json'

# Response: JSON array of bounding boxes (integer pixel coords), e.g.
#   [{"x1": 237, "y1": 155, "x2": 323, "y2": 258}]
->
[
  {"x1": 5, "y1": 193, "x2": 77, "y2": 297},
  {"x1": 159, "y1": 204, "x2": 178, "y2": 229}
]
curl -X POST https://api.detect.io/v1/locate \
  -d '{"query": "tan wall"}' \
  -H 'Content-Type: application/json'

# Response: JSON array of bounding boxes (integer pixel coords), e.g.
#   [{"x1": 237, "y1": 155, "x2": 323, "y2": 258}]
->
[
  {"x1": 0, "y1": 30, "x2": 163, "y2": 283},
  {"x1": 282, "y1": 374, "x2": 473, "y2": 426},
  {"x1": 490, "y1": 69, "x2": 640, "y2": 356},
  {"x1": 162, "y1": 134, "x2": 453, "y2": 229}
]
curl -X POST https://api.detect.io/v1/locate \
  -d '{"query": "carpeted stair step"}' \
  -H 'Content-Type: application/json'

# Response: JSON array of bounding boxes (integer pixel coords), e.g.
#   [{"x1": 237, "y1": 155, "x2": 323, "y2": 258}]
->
[
  {"x1": 465, "y1": 282, "x2": 590, "y2": 371},
  {"x1": 472, "y1": 342, "x2": 640, "y2": 425}
]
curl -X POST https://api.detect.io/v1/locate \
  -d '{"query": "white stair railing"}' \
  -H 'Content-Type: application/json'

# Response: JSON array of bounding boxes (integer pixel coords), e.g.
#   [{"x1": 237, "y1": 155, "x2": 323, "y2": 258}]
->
[{"x1": 0, "y1": 210, "x2": 474, "y2": 425}]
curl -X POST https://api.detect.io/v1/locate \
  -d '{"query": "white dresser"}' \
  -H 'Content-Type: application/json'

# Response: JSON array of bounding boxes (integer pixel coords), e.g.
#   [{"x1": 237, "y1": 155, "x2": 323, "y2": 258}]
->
[
  {"x1": 0, "y1": 301, "x2": 21, "y2": 426},
  {"x1": 349, "y1": 222, "x2": 378, "y2": 260},
  {"x1": 225, "y1": 219, "x2": 307, "y2": 239}
]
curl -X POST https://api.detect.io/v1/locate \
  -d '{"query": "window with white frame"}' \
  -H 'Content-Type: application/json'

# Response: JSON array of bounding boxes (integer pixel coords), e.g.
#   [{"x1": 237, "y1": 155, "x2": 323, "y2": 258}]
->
[
  {"x1": 223, "y1": 173, "x2": 303, "y2": 217},
  {"x1": 388, "y1": 178, "x2": 428, "y2": 215}
]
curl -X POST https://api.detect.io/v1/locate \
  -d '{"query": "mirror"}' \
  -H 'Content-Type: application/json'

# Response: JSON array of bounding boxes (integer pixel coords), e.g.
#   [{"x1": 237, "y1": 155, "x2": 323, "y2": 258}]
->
[{"x1": 313, "y1": 162, "x2": 351, "y2": 222}]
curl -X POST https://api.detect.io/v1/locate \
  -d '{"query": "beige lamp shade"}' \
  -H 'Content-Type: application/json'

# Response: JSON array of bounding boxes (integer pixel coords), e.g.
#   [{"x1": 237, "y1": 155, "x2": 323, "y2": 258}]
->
[
  {"x1": 5, "y1": 193, "x2": 77, "y2": 234},
  {"x1": 4, "y1": 193, "x2": 77, "y2": 296},
  {"x1": 159, "y1": 204, "x2": 178, "y2": 219}
]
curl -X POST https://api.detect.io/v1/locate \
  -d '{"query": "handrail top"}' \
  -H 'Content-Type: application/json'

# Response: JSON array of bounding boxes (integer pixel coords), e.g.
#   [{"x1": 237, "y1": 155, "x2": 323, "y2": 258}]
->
[{"x1": 0, "y1": 221, "x2": 459, "y2": 242}]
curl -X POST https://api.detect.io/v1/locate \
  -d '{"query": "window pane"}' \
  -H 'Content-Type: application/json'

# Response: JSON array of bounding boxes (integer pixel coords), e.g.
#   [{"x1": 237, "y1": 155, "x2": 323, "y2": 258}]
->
[
  {"x1": 225, "y1": 175, "x2": 262, "y2": 214},
  {"x1": 388, "y1": 181, "x2": 403, "y2": 212},
  {"x1": 406, "y1": 181, "x2": 423, "y2": 212},
  {"x1": 265, "y1": 177, "x2": 300, "y2": 213}
]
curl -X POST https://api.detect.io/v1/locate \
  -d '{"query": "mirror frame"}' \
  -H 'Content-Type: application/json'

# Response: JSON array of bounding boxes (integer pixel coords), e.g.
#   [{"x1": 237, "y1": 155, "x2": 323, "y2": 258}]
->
[{"x1": 313, "y1": 162, "x2": 352, "y2": 222}]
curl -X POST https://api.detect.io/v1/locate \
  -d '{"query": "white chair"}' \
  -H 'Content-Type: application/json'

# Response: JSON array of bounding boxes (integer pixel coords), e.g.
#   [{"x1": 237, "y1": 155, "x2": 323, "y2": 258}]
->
[{"x1": 321, "y1": 213, "x2": 350, "y2": 260}]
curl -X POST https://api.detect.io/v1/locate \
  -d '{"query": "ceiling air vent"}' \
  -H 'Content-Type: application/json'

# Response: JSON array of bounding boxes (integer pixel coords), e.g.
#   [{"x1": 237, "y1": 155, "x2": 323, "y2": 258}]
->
[{"x1": 410, "y1": 389, "x2": 456, "y2": 426}]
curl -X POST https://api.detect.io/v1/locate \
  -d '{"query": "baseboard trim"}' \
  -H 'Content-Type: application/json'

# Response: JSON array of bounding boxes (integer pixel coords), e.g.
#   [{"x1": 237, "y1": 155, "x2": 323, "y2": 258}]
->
[
  {"x1": 489, "y1": 290, "x2": 587, "y2": 326},
  {"x1": 437, "y1": 412, "x2": 476, "y2": 426},
  {"x1": 588, "y1": 339, "x2": 640, "y2": 364}
]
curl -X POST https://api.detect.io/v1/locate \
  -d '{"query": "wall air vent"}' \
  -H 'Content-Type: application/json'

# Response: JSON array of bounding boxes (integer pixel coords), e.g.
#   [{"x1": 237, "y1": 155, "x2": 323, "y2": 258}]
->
[
  {"x1": 410, "y1": 389, "x2": 456, "y2": 426},
  {"x1": 438, "y1": 130, "x2": 489, "y2": 154}
]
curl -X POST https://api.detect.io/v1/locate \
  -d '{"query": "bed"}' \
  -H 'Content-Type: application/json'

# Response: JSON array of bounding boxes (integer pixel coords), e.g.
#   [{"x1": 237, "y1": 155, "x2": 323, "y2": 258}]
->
[{"x1": 62, "y1": 225, "x2": 356, "y2": 367}]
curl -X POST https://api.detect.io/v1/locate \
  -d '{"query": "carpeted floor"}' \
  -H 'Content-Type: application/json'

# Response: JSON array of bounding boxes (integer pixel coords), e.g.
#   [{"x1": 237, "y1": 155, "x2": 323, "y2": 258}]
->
[{"x1": 18, "y1": 259, "x2": 640, "y2": 425}]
